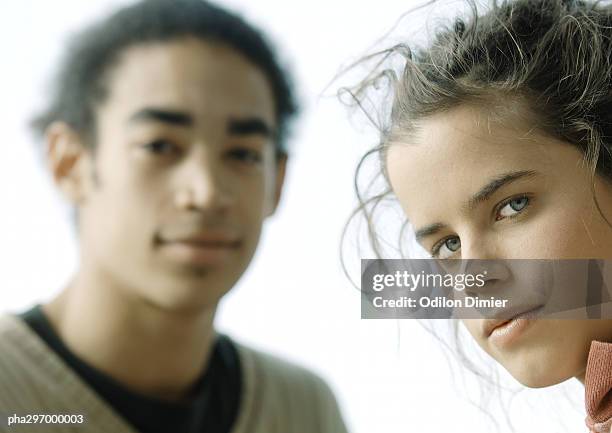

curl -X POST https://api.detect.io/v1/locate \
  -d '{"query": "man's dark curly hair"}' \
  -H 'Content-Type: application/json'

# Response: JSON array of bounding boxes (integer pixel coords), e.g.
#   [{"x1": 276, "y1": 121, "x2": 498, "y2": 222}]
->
[{"x1": 32, "y1": 0, "x2": 298, "y2": 154}]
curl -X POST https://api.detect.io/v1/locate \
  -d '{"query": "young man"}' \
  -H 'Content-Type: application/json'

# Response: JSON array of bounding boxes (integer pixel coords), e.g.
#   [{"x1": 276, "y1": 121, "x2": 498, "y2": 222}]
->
[{"x1": 0, "y1": 1, "x2": 347, "y2": 432}]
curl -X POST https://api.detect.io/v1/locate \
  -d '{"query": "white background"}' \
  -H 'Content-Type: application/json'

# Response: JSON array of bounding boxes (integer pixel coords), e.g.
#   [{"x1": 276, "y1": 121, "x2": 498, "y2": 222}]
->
[{"x1": 0, "y1": 1, "x2": 586, "y2": 432}]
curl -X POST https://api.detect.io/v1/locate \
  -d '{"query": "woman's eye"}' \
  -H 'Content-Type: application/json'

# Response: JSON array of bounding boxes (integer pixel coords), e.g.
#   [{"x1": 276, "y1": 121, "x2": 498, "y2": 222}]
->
[
  {"x1": 227, "y1": 147, "x2": 262, "y2": 165},
  {"x1": 496, "y1": 196, "x2": 530, "y2": 221},
  {"x1": 142, "y1": 139, "x2": 179, "y2": 155},
  {"x1": 432, "y1": 237, "x2": 461, "y2": 259}
]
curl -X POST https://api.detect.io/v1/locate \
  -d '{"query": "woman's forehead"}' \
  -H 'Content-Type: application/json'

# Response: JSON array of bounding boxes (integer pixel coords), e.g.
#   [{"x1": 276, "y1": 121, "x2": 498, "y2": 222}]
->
[
  {"x1": 385, "y1": 104, "x2": 586, "y2": 220},
  {"x1": 387, "y1": 105, "x2": 549, "y2": 179}
]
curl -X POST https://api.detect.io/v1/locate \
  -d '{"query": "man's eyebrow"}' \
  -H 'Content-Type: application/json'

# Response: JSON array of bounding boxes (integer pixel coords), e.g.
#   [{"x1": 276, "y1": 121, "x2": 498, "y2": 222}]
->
[
  {"x1": 228, "y1": 117, "x2": 273, "y2": 137},
  {"x1": 128, "y1": 108, "x2": 193, "y2": 126},
  {"x1": 413, "y1": 170, "x2": 540, "y2": 242}
]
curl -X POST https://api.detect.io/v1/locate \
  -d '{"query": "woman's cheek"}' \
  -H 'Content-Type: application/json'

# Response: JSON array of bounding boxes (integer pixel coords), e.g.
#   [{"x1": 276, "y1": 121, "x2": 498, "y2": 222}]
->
[
  {"x1": 461, "y1": 319, "x2": 486, "y2": 347},
  {"x1": 513, "y1": 210, "x2": 587, "y2": 258}
]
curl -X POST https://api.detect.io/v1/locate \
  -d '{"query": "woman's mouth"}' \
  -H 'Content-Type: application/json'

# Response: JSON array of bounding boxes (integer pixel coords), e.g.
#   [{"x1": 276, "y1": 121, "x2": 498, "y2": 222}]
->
[{"x1": 484, "y1": 306, "x2": 544, "y2": 348}]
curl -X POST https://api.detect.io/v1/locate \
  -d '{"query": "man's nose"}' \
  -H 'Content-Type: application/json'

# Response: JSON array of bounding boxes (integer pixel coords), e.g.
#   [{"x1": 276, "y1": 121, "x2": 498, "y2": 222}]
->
[{"x1": 173, "y1": 156, "x2": 234, "y2": 212}]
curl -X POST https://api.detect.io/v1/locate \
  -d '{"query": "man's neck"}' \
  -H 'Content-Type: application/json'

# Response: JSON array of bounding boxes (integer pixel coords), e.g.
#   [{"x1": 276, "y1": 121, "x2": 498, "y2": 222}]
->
[{"x1": 44, "y1": 268, "x2": 217, "y2": 402}]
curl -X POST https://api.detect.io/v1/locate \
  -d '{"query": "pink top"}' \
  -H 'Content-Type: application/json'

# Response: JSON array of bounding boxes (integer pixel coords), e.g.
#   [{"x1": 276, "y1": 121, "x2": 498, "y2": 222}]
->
[{"x1": 585, "y1": 341, "x2": 612, "y2": 433}]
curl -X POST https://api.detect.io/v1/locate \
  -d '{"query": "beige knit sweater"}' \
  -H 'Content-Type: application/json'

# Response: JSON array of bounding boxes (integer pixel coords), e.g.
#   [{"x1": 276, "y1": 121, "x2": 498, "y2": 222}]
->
[{"x1": 0, "y1": 314, "x2": 347, "y2": 433}]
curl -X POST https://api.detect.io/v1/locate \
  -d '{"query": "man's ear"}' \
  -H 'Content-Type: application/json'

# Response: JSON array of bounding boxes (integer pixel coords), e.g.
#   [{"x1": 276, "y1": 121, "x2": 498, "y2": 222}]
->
[
  {"x1": 265, "y1": 153, "x2": 288, "y2": 217},
  {"x1": 45, "y1": 122, "x2": 95, "y2": 205}
]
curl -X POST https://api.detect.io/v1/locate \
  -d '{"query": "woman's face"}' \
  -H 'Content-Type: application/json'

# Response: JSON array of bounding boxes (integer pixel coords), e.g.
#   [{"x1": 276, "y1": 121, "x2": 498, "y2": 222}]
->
[{"x1": 386, "y1": 103, "x2": 612, "y2": 387}]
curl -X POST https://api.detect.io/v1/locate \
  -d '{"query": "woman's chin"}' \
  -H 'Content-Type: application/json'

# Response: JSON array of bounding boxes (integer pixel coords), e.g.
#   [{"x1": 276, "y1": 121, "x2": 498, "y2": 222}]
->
[
  {"x1": 499, "y1": 353, "x2": 580, "y2": 388},
  {"x1": 510, "y1": 370, "x2": 569, "y2": 388}
]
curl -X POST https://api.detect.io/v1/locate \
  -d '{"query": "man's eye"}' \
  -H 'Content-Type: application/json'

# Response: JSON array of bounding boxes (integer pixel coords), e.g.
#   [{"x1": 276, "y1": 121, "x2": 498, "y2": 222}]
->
[
  {"x1": 142, "y1": 139, "x2": 179, "y2": 155},
  {"x1": 496, "y1": 195, "x2": 530, "y2": 221},
  {"x1": 431, "y1": 236, "x2": 461, "y2": 259},
  {"x1": 226, "y1": 147, "x2": 262, "y2": 164}
]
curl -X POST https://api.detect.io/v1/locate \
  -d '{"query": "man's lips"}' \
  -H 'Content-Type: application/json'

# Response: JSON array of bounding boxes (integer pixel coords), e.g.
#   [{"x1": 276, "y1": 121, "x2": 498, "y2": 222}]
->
[
  {"x1": 157, "y1": 232, "x2": 242, "y2": 247},
  {"x1": 156, "y1": 232, "x2": 243, "y2": 266},
  {"x1": 163, "y1": 238, "x2": 242, "y2": 248}
]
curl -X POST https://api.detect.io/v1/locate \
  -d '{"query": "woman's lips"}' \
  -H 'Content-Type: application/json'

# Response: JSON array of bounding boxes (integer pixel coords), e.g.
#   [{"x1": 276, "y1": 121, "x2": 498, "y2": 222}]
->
[{"x1": 483, "y1": 306, "x2": 544, "y2": 347}]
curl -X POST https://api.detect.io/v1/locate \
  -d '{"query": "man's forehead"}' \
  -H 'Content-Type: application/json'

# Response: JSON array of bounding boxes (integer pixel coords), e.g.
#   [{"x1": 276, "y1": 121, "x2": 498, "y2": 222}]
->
[{"x1": 99, "y1": 37, "x2": 277, "y2": 124}]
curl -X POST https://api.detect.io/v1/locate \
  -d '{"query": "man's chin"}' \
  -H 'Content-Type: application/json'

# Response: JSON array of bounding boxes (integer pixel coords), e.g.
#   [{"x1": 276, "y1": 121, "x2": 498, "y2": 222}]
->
[{"x1": 138, "y1": 279, "x2": 232, "y2": 316}]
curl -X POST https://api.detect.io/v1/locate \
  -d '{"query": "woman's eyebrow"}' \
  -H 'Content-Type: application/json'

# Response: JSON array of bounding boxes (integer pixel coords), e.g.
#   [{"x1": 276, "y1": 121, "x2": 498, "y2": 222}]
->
[
  {"x1": 413, "y1": 170, "x2": 540, "y2": 242},
  {"x1": 415, "y1": 222, "x2": 447, "y2": 242},
  {"x1": 462, "y1": 169, "x2": 540, "y2": 212}
]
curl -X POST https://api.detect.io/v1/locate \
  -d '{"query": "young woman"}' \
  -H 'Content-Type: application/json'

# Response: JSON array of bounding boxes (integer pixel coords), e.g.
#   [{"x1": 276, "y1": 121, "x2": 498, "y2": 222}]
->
[{"x1": 349, "y1": 0, "x2": 612, "y2": 431}]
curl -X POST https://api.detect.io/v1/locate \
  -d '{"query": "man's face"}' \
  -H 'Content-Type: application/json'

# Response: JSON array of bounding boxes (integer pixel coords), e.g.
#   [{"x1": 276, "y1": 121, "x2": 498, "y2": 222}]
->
[{"x1": 62, "y1": 38, "x2": 282, "y2": 312}]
